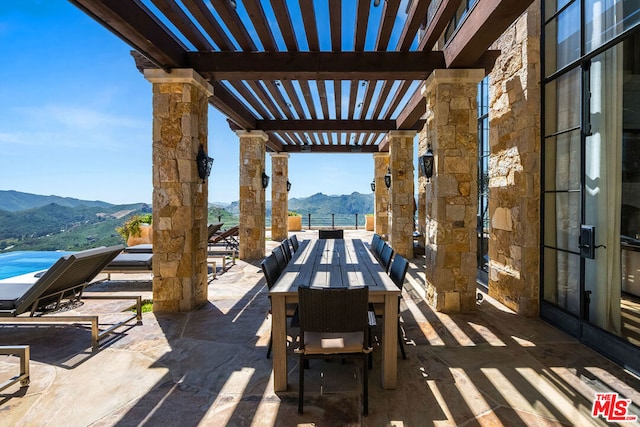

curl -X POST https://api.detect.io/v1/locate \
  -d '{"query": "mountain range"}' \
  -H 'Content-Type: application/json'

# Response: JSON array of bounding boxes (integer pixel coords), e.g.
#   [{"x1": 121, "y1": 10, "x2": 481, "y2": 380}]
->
[{"x1": 0, "y1": 190, "x2": 374, "y2": 252}]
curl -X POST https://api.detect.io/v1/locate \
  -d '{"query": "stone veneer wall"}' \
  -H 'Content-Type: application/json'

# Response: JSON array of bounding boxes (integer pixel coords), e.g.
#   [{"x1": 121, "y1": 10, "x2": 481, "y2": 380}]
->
[
  {"x1": 486, "y1": 1, "x2": 541, "y2": 316},
  {"x1": 388, "y1": 131, "x2": 416, "y2": 259},
  {"x1": 422, "y1": 69, "x2": 484, "y2": 312},
  {"x1": 373, "y1": 153, "x2": 390, "y2": 238},
  {"x1": 238, "y1": 131, "x2": 267, "y2": 260},
  {"x1": 270, "y1": 153, "x2": 289, "y2": 242},
  {"x1": 144, "y1": 69, "x2": 211, "y2": 312}
]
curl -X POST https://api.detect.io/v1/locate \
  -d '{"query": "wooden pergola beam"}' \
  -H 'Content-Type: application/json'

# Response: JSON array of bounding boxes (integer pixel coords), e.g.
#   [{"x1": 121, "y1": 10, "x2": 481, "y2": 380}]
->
[
  {"x1": 257, "y1": 120, "x2": 403, "y2": 132},
  {"x1": 187, "y1": 51, "x2": 446, "y2": 81}
]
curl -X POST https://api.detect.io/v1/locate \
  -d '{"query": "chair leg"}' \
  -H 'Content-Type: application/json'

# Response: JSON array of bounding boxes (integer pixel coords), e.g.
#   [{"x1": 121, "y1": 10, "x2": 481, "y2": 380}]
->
[
  {"x1": 298, "y1": 355, "x2": 305, "y2": 414},
  {"x1": 398, "y1": 322, "x2": 406, "y2": 360},
  {"x1": 368, "y1": 325, "x2": 373, "y2": 369},
  {"x1": 266, "y1": 332, "x2": 272, "y2": 359},
  {"x1": 362, "y1": 356, "x2": 369, "y2": 416}
]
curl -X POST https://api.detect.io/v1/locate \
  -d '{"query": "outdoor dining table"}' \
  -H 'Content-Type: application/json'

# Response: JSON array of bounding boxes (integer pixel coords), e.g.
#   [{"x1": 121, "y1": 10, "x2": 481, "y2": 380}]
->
[{"x1": 269, "y1": 237, "x2": 401, "y2": 392}]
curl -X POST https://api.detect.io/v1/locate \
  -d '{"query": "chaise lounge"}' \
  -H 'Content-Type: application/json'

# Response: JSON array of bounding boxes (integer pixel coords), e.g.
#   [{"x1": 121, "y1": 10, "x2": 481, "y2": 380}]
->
[{"x1": 0, "y1": 245, "x2": 142, "y2": 349}]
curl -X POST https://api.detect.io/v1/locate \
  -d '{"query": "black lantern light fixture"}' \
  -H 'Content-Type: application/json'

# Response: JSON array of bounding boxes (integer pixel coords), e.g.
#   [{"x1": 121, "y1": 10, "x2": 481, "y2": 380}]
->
[
  {"x1": 287, "y1": 180, "x2": 292, "y2": 192},
  {"x1": 262, "y1": 172, "x2": 270, "y2": 189},
  {"x1": 370, "y1": 179, "x2": 376, "y2": 192},
  {"x1": 419, "y1": 145, "x2": 435, "y2": 182},
  {"x1": 196, "y1": 144, "x2": 214, "y2": 183},
  {"x1": 384, "y1": 167, "x2": 392, "y2": 189}
]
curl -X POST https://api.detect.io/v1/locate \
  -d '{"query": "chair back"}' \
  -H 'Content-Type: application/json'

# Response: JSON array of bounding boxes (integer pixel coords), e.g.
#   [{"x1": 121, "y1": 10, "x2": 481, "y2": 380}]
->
[
  {"x1": 290, "y1": 234, "x2": 299, "y2": 253},
  {"x1": 374, "y1": 237, "x2": 385, "y2": 258},
  {"x1": 388, "y1": 254, "x2": 409, "y2": 290},
  {"x1": 272, "y1": 246, "x2": 288, "y2": 271},
  {"x1": 370, "y1": 234, "x2": 380, "y2": 252},
  {"x1": 379, "y1": 243, "x2": 394, "y2": 273},
  {"x1": 207, "y1": 222, "x2": 224, "y2": 240},
  {"x1": 298, "y1": 286, "x2": 369, "y2": 334},
  {"x1": 260, "y1": 253, "x2": 282, "y2": 289},
  {"x1": 14, "y1": 245, "x2": 124, "y2": 315},
  {"x1": 281, "y1": 239, "x2": 292, "y2": 262}
]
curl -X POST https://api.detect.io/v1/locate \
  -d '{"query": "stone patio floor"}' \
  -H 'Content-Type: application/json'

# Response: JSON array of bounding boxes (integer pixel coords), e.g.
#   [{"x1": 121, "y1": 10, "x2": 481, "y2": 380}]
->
[{"x1": 1, "y1": 230, "x2": 640, "y2": 426}]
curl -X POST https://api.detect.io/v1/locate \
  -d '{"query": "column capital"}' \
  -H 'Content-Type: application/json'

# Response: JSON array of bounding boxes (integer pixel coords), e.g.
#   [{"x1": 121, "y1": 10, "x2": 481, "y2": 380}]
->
[
  {"x1": 144, "y1": 68, "x2": 213, "y2": 96},
  {"x1": 373, "y1": 152, "x2": 390, "y2": 159},
  {"x1": 269, "y1": 152, "x2": 290, "y2": 159},
  {"x1": 425, "y1": 69, "x2": 485, "y2": 93},
  {"x1": 235, "y1": 130, "x2": 269, "y2": 141},
  {"x1": 387, "y1": 130, "x2": 417, "y2": 139}
]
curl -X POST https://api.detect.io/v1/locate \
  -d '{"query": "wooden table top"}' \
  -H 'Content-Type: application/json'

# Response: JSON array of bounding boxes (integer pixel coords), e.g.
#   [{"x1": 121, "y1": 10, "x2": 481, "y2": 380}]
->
[{"x1": 270, "y1": 238, "x2": 399, "y2": 296}]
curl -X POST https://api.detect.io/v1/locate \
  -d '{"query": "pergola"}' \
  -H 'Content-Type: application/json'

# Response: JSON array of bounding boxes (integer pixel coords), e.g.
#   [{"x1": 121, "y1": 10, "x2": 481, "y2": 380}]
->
[{"x1": 70, "y1": 0, "x2": 534, "y2": 312}]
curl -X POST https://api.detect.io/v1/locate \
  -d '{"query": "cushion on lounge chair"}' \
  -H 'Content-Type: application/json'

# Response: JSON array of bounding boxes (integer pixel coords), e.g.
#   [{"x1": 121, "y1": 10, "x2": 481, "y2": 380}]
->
[
  {"x1": 123, "y1": 244, "x2": 153, "y2": 254},
  {"x1": 104, "y1": 253, "x2": 153, "y2": 271}
]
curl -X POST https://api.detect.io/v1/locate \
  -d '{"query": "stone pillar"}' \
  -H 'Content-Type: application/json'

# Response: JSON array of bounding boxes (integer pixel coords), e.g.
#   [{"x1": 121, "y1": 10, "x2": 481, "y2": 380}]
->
[
  {"x1": 373, "y1": 153, "x2": 390, "y2": 238},
  {"x1": 487, "y1": 2, "x2": 541, "y2": 316},
  {"x1": 423, "y1": 69, "x2": 484, "y2": 313},
  {"x1": 238, "y1": 131, "x2": 268, "y2": 260},
  {"x1": 387, "y1": 131, "x2": 416, "y2": 259},
  {"x1": 270, "y1": 153, "x2": 289, "y2": 242},
  {"x1": 144, "y1": 69, "x2": 212, "y2": 312},
  {"x1": 417, "y1": 120, "x2": 428, "y2": 246}
]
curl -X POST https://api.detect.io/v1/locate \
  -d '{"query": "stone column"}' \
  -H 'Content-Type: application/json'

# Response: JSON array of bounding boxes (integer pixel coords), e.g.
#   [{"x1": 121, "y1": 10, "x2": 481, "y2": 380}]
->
[
  {"x1": 387, "y1": 130, "x2": 416, "y2": 259},
  {"x1": 270, "y1": 153, "x2": 289, "y2": 242},
  {"x1": 238, "y1": 131, "x2": 268, "y2": 260},
  {"x1": 373, "y1": 153, "x2": 390, "y2": 238},
  {"x1": 487, "y1": 3, "x2": 541, "y2": 316},
  {"x1": 423, "y1": 69, "x2": 484, "y2": 313},
  {"x1": 144, "y1": 69, "x2": 212, "y2": 312},
  {"x1": 417, "y1": 123, "x2": 428, "y2": 246}
]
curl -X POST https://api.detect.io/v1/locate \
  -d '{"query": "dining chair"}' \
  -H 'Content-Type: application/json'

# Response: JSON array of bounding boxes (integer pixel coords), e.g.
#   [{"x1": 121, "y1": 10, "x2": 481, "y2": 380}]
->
[
  {"x1": 379, "y1": 243, "x2": 394, "y2": 273},
  {"x1": 368, "y1": 254, "x2": 409, "y2": 367},
  {"x1": 296, "y1": 286, "x2": 372, "y2": 416},
  {"x1": 281, "y1": 239, "x2": 293, "y2": 262},
  {"x1": 290, "y1": 234, "x2": 299, "y2": 253},
  {"x1": 272, "y1": 246, "x2": 288, "y2": 272},
  {"x1": 374, "y1": 237, "x2": 385, "y2": 259},
  {"x1": 260, "y1": 253, "x2": 297, "y2": 359},
  {"x1": 370, "y1": 233, "x2": 381, "y2": 254}
]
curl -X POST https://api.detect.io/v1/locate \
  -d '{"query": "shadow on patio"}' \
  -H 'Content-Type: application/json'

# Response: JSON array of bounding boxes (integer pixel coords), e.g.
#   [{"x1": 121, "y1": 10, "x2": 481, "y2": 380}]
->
[{"x1": 1, "y1": 231, "x2": 639, "y2": 426}]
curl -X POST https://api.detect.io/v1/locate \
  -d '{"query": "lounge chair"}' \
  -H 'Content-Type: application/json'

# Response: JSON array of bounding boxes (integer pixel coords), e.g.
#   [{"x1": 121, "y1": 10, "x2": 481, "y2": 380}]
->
[
  {"x1": 102, "y1": 252, "x2": 153, "y2": 280},
  {"x1": 0, "y1": 345, "x2": 29, "y2": 392},
  {"x1": 207, "y1": 222, "x2": 224, "y2": 241},
  {"x1": 0, "y1": 246, "x2": 142, "y2": 349},
  {"x1": 208, "y1": 226, "x2": 239, "y2": 251}
]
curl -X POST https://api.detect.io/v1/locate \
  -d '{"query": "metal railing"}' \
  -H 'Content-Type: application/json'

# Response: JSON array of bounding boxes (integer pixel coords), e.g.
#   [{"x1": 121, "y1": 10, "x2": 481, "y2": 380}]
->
[{"x1": 212, "y1": 214, "x2": 370, "y2": 229}]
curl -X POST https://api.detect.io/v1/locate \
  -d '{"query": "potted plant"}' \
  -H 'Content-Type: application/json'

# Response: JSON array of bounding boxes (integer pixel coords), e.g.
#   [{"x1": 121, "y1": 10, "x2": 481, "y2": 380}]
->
[
  {"x1": 116, "y1": 213, "x2": 153, "y2": 246},
  {"x1": 287, "y1": 210, "x2": 302, "y2": 231},
  {"x1": 365, "y1": 213, "x2": 374, "y2": 231}
]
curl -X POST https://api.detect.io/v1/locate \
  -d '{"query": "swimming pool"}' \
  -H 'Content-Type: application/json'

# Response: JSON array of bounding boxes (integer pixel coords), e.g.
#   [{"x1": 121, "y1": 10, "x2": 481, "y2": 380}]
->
[{"x1": 0, "y1": 251, "x2": 74, "y2": 280}]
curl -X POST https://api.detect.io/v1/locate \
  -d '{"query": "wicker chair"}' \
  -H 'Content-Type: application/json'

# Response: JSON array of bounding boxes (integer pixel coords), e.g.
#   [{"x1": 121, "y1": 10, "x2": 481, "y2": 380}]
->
[
  {"x1": 260, "y1": 253, "x2": 297, "y2": 359},
  {"x1": 379, "y1": 243, "x2": 394, "y2": 273},
  {"x1": 296, "y1": 286, "x2": 372, "y2": 416},
  {"x1": 272, "y1": 245, "x2": 288, "y2": 272},
  {"x1": 290, "y1": 234, "x2": 300, "y2": 253},
  {"x1": 281, "y1": 239, "x2": 293, "y2": 262}
]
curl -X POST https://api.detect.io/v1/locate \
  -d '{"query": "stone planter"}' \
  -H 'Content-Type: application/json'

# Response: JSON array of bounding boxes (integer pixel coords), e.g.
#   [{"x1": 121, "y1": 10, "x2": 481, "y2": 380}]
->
[
  {"x1": 288, "y1": 215, "x2": 302, "y2": 231},
  {"x1": 127, "y1": 224, "x2": 153, "y2": 246},
  {"x1": 365, "y1": 215, "x2": 374, "y2": 231}
]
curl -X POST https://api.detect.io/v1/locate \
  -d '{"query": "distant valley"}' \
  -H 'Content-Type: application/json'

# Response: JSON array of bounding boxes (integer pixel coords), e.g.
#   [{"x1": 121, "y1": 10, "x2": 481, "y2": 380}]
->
[{"x1": 0, "y1": 190, "x2": 373, "y2": 252}]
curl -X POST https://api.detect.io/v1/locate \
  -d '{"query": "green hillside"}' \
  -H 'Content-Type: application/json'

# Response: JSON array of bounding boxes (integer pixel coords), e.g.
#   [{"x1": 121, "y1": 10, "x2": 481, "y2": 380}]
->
[{"x1": 0, "y1": 190, "x2": 113, "y2": 212}]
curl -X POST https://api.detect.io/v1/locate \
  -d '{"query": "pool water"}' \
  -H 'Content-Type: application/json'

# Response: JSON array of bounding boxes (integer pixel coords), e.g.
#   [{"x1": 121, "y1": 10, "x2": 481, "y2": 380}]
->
[{"x1": 0, "y1": 251, "x2": 74, "y2": 280}]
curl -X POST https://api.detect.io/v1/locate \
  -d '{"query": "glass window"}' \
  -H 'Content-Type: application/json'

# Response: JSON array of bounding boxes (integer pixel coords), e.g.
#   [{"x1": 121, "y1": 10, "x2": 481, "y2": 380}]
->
[
  {"x1": 586, "y1": 0, "x2": 640, "y2": 52},
  {"x1": 545, "y1": 0, "x2": 575, "y2": 20},
  {"x1": 545, "y1": 68, "x2": 582, "y2": 135},
  {"x1": 545, "y1": 1, "x2": 581, "y2": 76},
  {"x1": 544, "y1": 131, "x2": 581, "y2": 191},
  {"x1": 544, "y1": 192, "x2": 582, "y2": 251},
  {"x1": 544, "y1": 248, "x2": 581, "y2": 315}
]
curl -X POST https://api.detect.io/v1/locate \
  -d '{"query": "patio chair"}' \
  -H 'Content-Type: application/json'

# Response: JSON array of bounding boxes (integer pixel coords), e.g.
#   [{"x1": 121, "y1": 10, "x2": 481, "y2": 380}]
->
[
  {"x1": 0, "y1": 345, "x2": 29, "y2": 392},
  {"x1": 207, "y1": 222, "x2": 224, "y2": 241},
  {"x1": 260, "y1": 253, "x2": 298, "y2": 359},
  {"x1": 296, "y1": 286, "x2": 372, "y2": 416},
  {"x1": 374, "y1": 237, "x2": 385, "y2": 260},
  {"x1": 318, "y1": 229, "x2": 344, "y2": 239},
  {"x1": 281, "y1": 239, "x2": 292, "y2": 262},
  {"x1": 272, "y1": 246, "x2": 288, "y2": 272},
  {"x1": 370, "y1": 234, "x2": 381, "y2": 254},
  {"x1": 0, "y1": 246, "x2": 142, "y2": 349},
  {"x1": 102, "y1": 252, "x2": 153, "y2": 280},
  {"x1": 379, "y1": 243, "x2": 394, "y2": 273},
  {"x1": 290, "y1": 234, "x2": 299, "y2": 253},
  {"x1": 369, "y1": 254, "x2": 409, "y2": 367},
  {"x1": 209, "y1": 226, "x2": 239, "y2": 251}
]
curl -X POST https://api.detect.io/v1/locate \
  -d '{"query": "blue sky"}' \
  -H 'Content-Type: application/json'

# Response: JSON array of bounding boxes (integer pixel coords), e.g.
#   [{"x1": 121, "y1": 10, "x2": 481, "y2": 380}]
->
[{"x1": 0, "y1": 1, "x2": 413, "y2": 205}]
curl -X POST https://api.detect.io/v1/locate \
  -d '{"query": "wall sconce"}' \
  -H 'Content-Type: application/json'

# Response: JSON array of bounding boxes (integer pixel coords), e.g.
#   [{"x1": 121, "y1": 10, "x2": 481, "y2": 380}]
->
[
  {"x1": 262, "y1": 172, "x2": 270, "y2": 189},
  {"x1": 419, "y1": 145, "x2": 434, "y2": 183},
  {"x1": 196, "y1": 144, "x2": 213, "y2": 183},
  {"x1": 370, "y1": 180, "x2": 376, "y2": 192},
  {"x1": 384, "y1": 167, "x2": 392, "y2": 189},
  {"x1": 287, "y1": 180, "x2": 292, "y2": 192}
]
